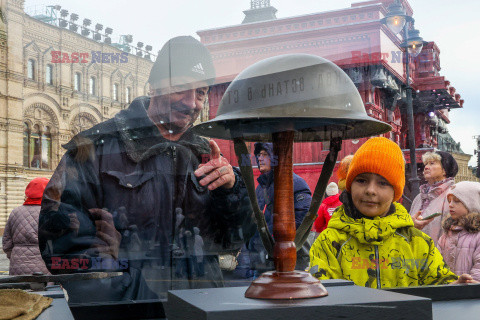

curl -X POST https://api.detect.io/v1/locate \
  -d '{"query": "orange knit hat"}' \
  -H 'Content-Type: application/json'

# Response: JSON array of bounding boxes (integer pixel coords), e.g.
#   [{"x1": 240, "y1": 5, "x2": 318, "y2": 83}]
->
[{"x1": 346, "y1": 137, "x2": 405, "y2": 201}]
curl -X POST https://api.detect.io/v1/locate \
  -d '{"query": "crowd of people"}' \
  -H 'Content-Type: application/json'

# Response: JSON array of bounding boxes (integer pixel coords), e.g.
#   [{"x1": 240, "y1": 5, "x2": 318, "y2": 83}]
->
[{"x1": 2, "y1": 35, "x2": 480, "y2": 304}]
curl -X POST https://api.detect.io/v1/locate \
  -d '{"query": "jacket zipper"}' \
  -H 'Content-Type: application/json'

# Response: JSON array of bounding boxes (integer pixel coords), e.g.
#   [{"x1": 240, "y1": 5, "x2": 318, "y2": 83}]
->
[{"x1": 374, "y1": 245, "x2": 381, "y2": 289}]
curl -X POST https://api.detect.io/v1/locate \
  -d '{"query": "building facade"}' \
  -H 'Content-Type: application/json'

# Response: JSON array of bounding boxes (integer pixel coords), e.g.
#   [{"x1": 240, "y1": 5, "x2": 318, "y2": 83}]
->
[
  {"x1": 198, "y1": 0, "x2": 470, "y2": 204},
  {"x1": 0, "y1": 0, "x2": 155, "y2": 232}
]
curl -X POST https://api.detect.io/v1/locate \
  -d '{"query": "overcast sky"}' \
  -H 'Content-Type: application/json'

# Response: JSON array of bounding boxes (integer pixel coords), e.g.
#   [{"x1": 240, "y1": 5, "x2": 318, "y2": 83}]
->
[{"x1": 23, "y1": 0, "x2": 480, "y2": 164}]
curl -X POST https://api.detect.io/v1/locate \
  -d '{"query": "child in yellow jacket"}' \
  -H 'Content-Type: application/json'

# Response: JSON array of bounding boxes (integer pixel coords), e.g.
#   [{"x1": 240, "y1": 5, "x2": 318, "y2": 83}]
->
[{"x1": 309, "y1": 137, "x2": 475, "y2": 288}]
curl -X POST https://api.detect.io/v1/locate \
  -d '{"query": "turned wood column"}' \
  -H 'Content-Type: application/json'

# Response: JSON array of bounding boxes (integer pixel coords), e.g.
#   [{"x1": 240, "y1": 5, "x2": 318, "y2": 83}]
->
[{"x1": 272, "y1": 131, "x2": 296, "y2": 272}]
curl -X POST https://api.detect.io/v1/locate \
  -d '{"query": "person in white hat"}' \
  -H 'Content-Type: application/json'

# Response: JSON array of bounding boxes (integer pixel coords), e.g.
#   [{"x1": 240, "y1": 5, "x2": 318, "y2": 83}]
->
[{"x1": 312, "y1": 182, "x2": 341, "y2": 237}]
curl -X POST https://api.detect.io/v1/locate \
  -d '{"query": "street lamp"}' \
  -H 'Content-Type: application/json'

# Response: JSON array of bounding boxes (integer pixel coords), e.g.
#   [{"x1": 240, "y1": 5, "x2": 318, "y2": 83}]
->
[{"x1": 381, "y1": 0, "x2": 424, "y2": 200}]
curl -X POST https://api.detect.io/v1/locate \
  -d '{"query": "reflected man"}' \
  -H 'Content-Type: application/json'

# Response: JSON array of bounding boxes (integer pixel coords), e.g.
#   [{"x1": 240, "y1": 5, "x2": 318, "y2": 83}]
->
[{"x1": 39, "y1": 36, "x2": 255, "y2": 302}]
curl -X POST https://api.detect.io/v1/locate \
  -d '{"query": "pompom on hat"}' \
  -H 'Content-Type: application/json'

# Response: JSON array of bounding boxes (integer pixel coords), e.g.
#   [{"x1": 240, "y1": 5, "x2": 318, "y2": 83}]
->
[
  {"x1": 346, "y1": 137, "x2": 405, "y2": 201},
  {"x1": 326, "y1": 182, "x2": 339, "y2": 197},
  {"x1": 337, "y1": 155, "x2": 354, "y2": 191}
]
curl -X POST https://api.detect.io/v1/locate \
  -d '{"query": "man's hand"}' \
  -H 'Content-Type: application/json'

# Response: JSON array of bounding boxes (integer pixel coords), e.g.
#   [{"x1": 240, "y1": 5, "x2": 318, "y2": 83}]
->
[
  {"x1": 89, "y1": 208, "x2": 122, "y2": 259},
  {"x1": 194, "y1": 140, "x2": 235, "y2": 190},
  {"x1": 451, "y1": 274, "x2": 478, "y2": 284},
  {"x1": 412, "y1": 211, "x2": 434, "y2": 230}
]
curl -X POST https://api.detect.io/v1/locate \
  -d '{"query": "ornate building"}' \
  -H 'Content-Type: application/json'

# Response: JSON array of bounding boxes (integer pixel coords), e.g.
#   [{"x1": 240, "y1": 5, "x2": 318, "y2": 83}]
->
[
  {"x1": 436, "y1": 132, "x2": 478, "y2": 183},
  {"x1": 198, "y1": 0, "x2": 469, "y2": 205},
  {"x1": 0, "y1": 0, "x2": 154, "y2": 232}
]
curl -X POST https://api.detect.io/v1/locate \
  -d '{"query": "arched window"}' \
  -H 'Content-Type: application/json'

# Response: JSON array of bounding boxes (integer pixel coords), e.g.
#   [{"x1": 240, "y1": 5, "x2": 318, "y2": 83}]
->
[
  {"x1": 113, "y1": 83, "x2": 119, "y2": 101},
  {"x1": 27, "y1": 59, "x2": 35, "y2": 80},
  {"x1": 74, "y1": 72, "x2": 81, "y2": 91},
  {"x1": 126, "y1": 87, "x2": 131, "y2": 103},
  {"x1": 24, "y1": 124, "x2": 52, "y2": 169},
  {"x1": 46, "y1": 64, "x2": 53, "y2": 85},
  {"x1": 374, "y1": 89, "x2": 381, "y2": 107},
  {"x1": 23, "y1": 123, "x2": 30, "y2": 167},
  {"x1": 42, "y1": 126, "x2": 52, "y2": 169},
  {"x1": 30, "y1": 124, "x2": 41, "y2": 168},
  {"x1": 89, "y1": 76, "x2": 96, "y2": 95}
]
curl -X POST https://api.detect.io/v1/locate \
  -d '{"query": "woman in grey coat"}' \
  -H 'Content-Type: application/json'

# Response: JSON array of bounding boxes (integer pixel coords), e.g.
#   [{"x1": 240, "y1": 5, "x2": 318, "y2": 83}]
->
[{"x1": 2, "y1": 177, "x2": 50, "y2": 275}]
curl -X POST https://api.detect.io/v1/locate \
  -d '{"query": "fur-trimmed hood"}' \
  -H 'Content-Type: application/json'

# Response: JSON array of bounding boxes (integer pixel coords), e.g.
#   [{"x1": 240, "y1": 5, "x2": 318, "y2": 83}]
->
[{"x1": 443, "y1": 212, "x2": 480, "y2": 233}]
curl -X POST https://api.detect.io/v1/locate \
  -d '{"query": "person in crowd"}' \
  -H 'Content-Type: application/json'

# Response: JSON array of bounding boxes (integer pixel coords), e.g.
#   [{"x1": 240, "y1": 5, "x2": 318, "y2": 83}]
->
[
  {"x1": 309, "y1": 137, "x2": 475, "y2": 288},
  {"x1": 312, "y1": 182, "x2": 341, "y2": 236},
  {"x1": 250, "y1": 142, "x2": 312, "y2": 272},
  {"x1": 308, "y1": 155, "x2": 352, "y2": 241},
  {"x1": 2, "y1": 177, "x2": 50, "y2": 275},
  {"x1": 192, "y1": 227, "x2": 205, "y2": 277},
  {"x1": 437, "y1": 181, "x2": 480, "y2": 281},
  {"x1": 410, "y1": 151, "x2": 459, "y2": 243},
  {"x1": 336, "y1": 154, "x2": 354, "y2": 192},
  {"x1": 231, "y1": 142, "x2": 312, "y2": 282},
  {"x1": 38, "y1": 36, "x2": 255, "y2": 302}
]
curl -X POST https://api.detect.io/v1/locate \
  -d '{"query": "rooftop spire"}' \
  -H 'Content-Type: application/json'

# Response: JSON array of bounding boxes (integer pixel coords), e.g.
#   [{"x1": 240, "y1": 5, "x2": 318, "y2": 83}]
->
[{"x1": 242, "y1": 0, "x2": 277, "y2": 24}]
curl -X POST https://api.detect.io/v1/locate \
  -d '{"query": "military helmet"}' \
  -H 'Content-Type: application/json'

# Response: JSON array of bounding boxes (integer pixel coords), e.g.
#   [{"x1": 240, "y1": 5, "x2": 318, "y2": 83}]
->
[{"x1": 193, "y1": 54, "x2": 391, "y2": 141}]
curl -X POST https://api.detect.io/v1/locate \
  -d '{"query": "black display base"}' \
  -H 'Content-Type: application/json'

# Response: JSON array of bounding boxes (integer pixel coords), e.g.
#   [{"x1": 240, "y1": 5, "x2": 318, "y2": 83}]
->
[
  {"x1": 166, "y1": 280, "x2": 432, "y2": 320},
  {"x1": 385, "y1": 283, "x2": 480, "y2": 301}
]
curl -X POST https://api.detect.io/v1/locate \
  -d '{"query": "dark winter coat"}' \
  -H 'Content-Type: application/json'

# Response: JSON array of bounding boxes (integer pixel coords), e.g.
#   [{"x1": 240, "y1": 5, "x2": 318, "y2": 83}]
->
[
  {"x1": 2, "y1": 205, "x2": 50, "y2": 275},
  {"x1": 255, "y1": 169, "x2": 311, "y2": 233},
  {"x1": 245, "y1": 169, "x2": 312, "y2": 273},
  {"x1": 38, "y1": 97, "x2": 255, "y2": 302}
]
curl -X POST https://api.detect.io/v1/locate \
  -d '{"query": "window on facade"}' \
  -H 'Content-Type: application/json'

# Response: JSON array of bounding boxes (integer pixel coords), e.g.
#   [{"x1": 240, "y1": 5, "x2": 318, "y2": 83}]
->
[
  {"x1": 74, "y1": 72, "x2": 81, "y2": 91},
  {"x1": 23, "y1": 123, "x2": 30, "y2": 167},
  {"x1": 25, "y1": 124, "x2": 51, "y2": 169},
  {"x1": 113, "y1": 83, "x2": 119, "y2": 101},
  {"x1": 373, "y1": 90, "x2": 380, "y2": 106},
  {"x1": 27, "y1": 59, "x2": 35, "y2": 80},
  {"x1": 42, "y1": 127, "x2": 52, "y2": 169},
  {"x1": 46, "y1": 64, "x2": 53, "y2": 85},
  {"x1": 29, "y1": 124, "x2": 41, "y2": 168},
  {"x1": 89, "y1": 77, "x2": 96, "y2": 96},
  {"x1": 126, "y1": 87, "x2": 131, "y2": 103}
]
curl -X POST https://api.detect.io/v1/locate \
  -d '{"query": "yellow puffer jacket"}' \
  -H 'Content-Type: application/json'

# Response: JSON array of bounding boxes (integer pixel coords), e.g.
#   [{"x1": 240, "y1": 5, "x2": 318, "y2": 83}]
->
[{"x1": 309, "y1": 202, "x2": 457, "y2": 288}]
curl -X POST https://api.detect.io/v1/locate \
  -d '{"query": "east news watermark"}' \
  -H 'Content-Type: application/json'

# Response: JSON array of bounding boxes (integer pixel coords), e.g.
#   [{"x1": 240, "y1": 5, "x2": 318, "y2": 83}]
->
[
  {"x1": 50, "y1": 257, "x2": 129, "y2": 270},
  {"x1": 351, "y1": 50, "x2": 430, "y2": 64},
  {"x1": 51, "y1": 51, "x2": 129, "y2": 63}
]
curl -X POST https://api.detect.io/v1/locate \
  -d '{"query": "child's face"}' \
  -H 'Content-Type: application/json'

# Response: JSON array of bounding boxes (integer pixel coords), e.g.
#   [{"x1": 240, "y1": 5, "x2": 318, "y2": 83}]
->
[
  {"x1": 351, "y1": 173, "x2": 395, "y2": 218},
  {"x1": 448, "y1": 195, "x2": 469, "y2": 219}
]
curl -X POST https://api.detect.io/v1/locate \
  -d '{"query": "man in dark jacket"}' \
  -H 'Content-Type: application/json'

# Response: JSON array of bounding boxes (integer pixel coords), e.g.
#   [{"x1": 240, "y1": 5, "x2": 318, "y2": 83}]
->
[
  {"x1": 38, "y1": 36, "x2": 255, "y2": 302},
  {"x1": 236, "y1": 142, "x2": 312, "y2": 279}
]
